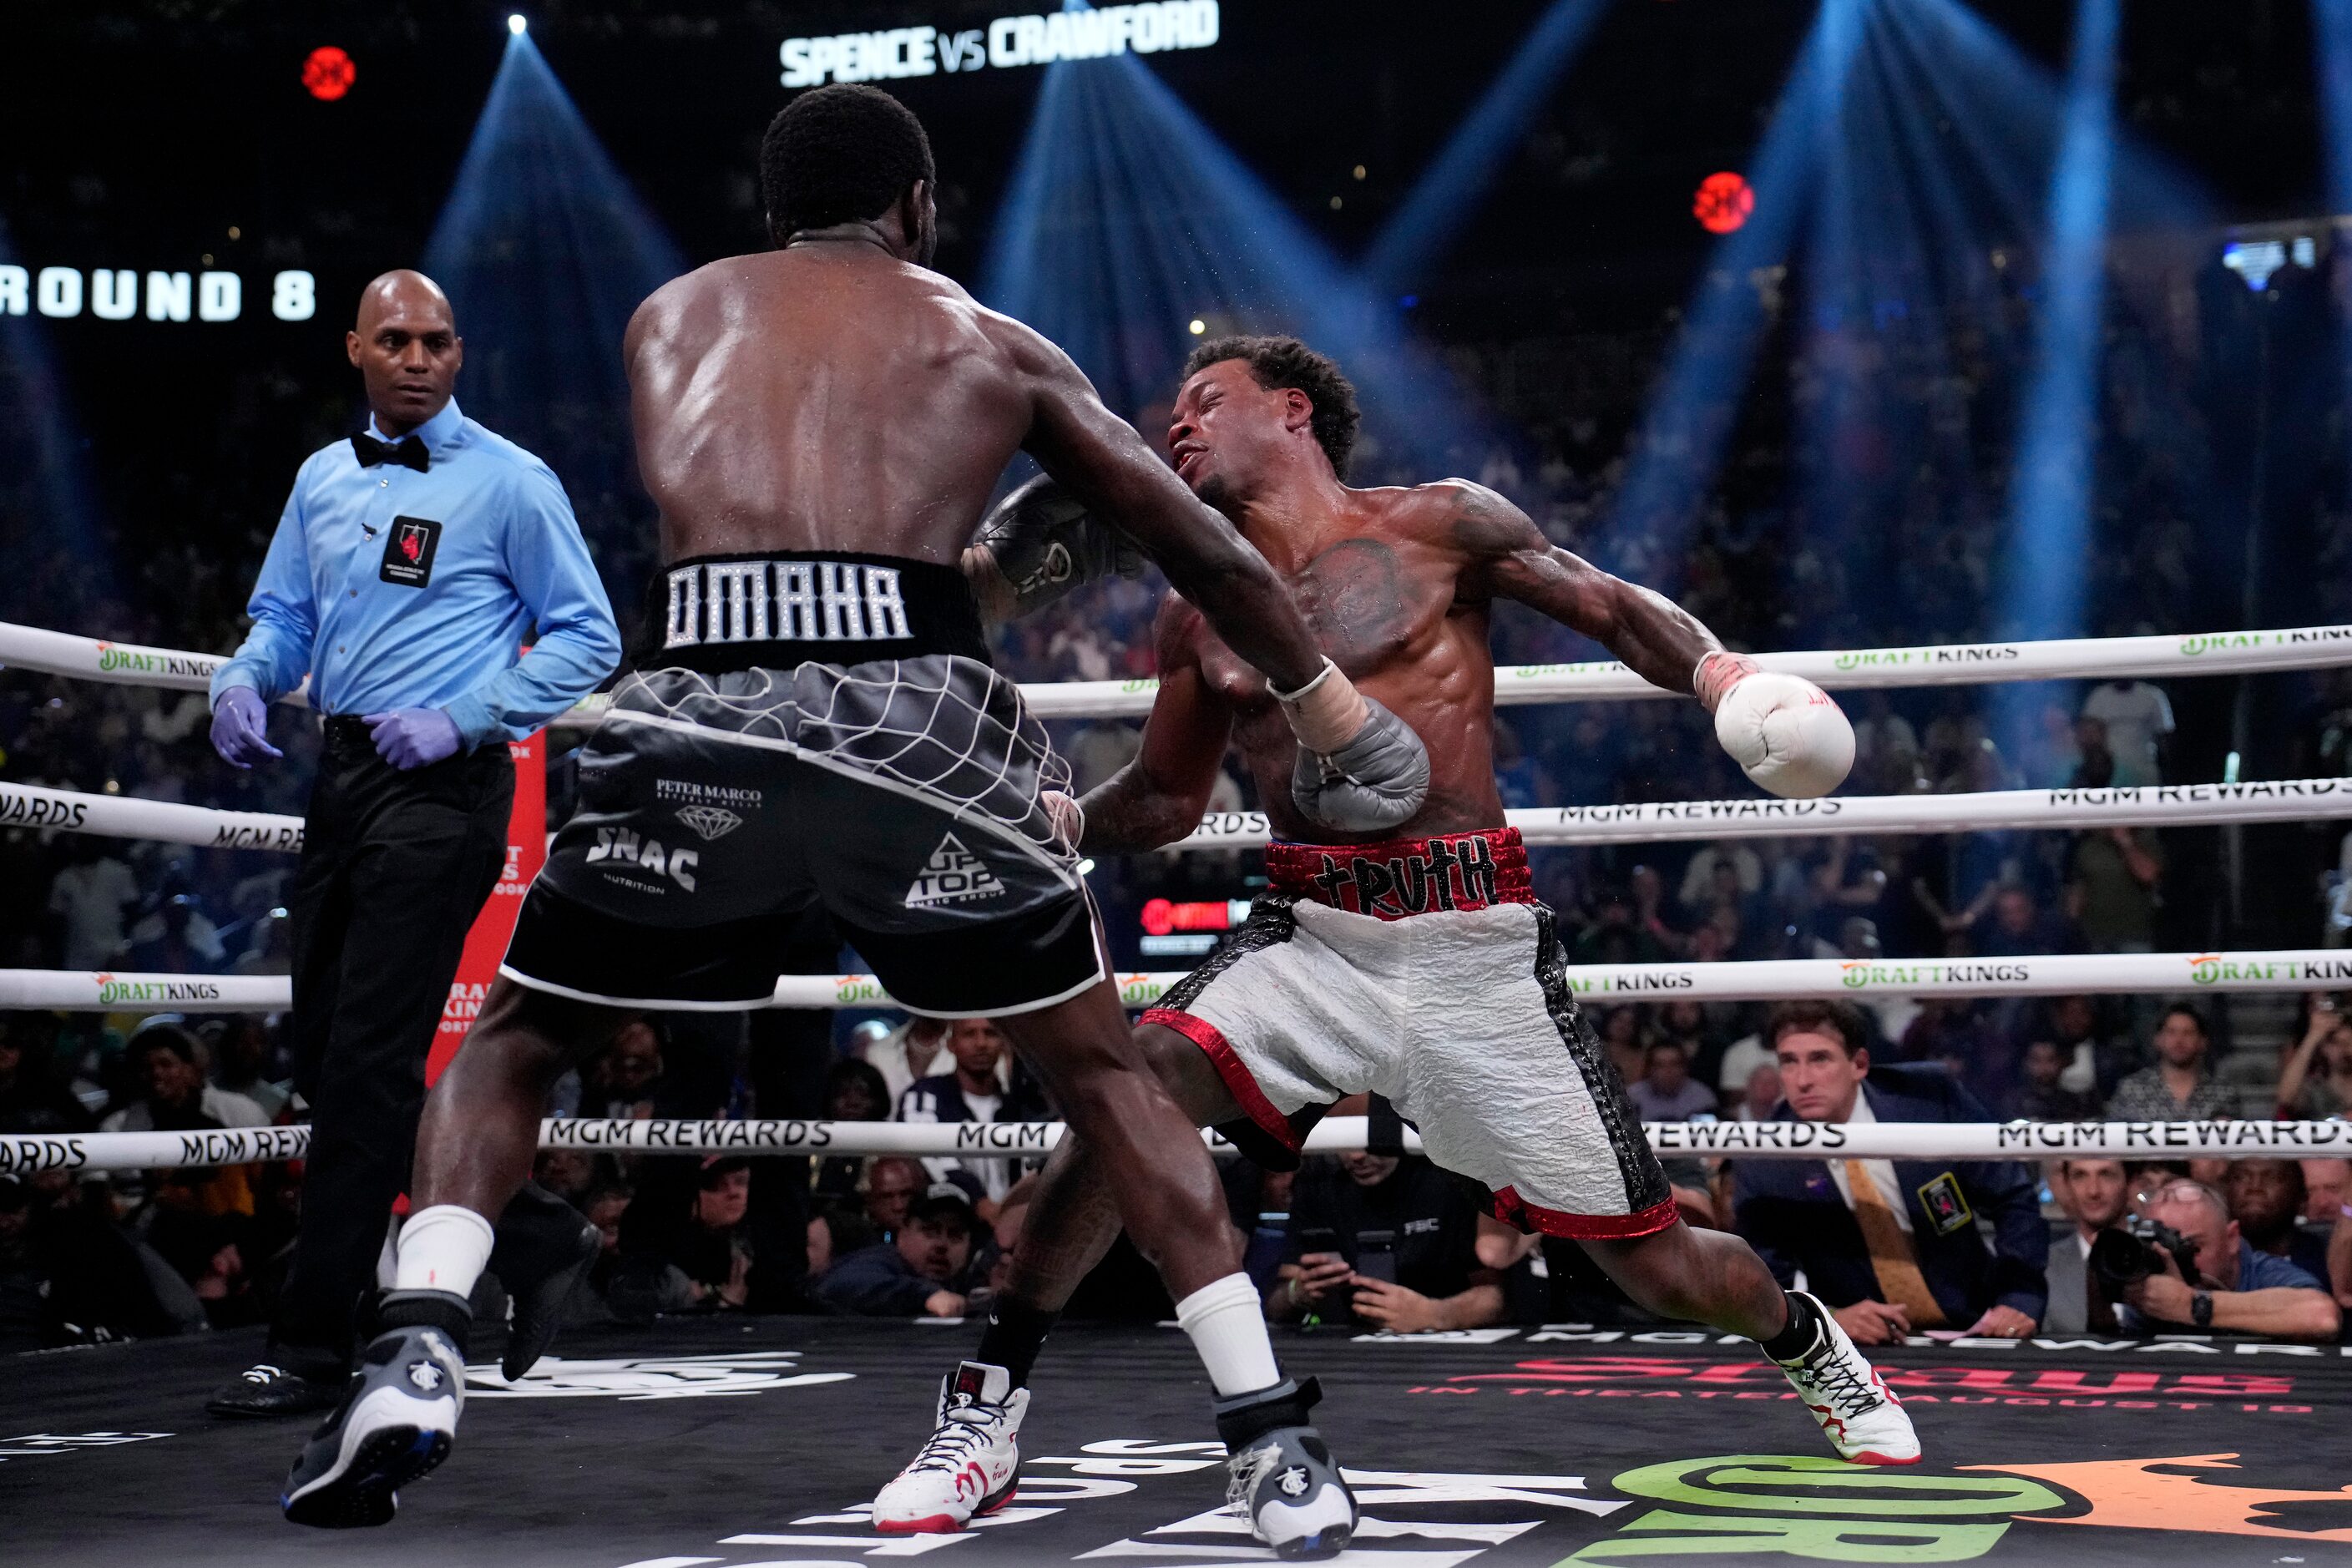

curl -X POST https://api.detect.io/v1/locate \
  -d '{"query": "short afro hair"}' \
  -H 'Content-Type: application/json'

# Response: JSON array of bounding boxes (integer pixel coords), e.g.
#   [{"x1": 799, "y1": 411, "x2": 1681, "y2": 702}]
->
[
  {"x1": 1182, "y1": 334, "x2": 1361, "y2": 478},
  {"x1": 761, "y1": 83, "x2": 936, "y2": 246}
]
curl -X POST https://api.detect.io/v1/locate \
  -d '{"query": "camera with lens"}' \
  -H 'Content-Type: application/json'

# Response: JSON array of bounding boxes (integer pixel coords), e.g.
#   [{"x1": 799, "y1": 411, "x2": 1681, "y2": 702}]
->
[{"x1": 2086, "y1": 1214, "x2": 2203, "y2": 1296}]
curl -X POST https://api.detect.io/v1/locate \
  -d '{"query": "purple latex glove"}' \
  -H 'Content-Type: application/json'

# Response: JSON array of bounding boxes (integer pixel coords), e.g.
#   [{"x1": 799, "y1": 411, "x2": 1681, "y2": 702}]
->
[
  {"x1": 210, "y1": 686, "x2": 283, "y2": 770},
  {"x1": 364, "y1": 707, "x2": 463, "y2": 770}
]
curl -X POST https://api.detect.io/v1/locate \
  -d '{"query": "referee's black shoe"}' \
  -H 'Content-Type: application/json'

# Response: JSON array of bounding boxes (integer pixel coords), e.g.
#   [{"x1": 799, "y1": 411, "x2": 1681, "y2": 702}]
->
[{"x1": 208, "y1": 1361, "x2": 343, "y2": 1419}]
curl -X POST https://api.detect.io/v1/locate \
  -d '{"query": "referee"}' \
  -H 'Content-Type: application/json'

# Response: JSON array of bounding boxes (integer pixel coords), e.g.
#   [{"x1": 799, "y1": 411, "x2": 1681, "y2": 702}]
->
[{"x1": 204, "y1": 271, "x2": 621, "y2": 1414}]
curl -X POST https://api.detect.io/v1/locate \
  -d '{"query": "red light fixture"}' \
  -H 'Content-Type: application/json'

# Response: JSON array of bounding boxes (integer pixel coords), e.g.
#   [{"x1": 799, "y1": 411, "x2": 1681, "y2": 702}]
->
[
  {"x1": 1692, "y1": 170, "x2": 1753, "y2": 235},
  {"x1": 303, "y1": 46, "x2": 357, "y2": 102}
]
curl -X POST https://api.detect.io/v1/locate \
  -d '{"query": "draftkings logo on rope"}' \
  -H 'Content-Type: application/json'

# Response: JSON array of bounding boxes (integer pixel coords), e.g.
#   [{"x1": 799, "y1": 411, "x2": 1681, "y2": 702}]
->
[{"x1": 781, "y1": 1, "x2": 1218, "y2": 86}]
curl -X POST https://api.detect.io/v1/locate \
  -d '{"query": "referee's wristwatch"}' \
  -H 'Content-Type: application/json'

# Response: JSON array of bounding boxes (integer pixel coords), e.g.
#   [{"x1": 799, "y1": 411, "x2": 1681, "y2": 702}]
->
[{"x1": 2189, "y1": 1289, "x2": 2213, "y2": 1330}]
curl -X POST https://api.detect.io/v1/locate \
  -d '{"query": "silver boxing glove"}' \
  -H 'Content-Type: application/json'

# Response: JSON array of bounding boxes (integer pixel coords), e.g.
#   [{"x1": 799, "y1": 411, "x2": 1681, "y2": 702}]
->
[
  {"x1": 969, "y1": 475, "x2": 1146, "y2": 621},
  {"x1": 1277, "y1": 660, "x2": 1431, "y2": 833}
]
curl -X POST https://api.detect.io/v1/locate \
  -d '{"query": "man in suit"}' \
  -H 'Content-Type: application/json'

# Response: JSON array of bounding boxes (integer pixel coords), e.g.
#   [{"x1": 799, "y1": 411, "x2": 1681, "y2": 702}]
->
[
  {"x1": 1732, "y1": 1000, "x2": 2048, "y2": 1346},
  {"x1": 2041, "y1": 1158, "x2": 2129, "y2": 1333}
]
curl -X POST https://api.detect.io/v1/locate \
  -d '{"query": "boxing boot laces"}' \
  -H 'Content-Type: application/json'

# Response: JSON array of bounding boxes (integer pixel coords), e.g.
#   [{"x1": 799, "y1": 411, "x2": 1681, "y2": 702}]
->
[
  {"x1": 280, "y1": 1292, "x2": 470, "y2": 1528},
  {"x1": 1773, "y1": 1289, "x2": 1920, "y2": 1466},
  {"x1": 873, "y1": 1361, "x2": 1029, "y2": 1534},
  {"x1": 1215, "y1": 1377, "x2": 1357, "y2": 1560}
]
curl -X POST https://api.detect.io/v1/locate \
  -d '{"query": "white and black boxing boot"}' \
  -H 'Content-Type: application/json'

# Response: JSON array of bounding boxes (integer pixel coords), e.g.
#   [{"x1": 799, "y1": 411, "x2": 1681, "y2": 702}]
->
[
  {"x1": 1214, "y1": 1377, "x2": 1357, "y2": 1560},
  {"x1": 280, "y1": 1290, "x2": 469, "y2": 1528}
]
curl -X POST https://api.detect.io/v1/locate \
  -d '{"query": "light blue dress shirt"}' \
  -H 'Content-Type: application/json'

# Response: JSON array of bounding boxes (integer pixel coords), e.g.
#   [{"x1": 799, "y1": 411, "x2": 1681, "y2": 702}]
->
[{"x1": 211, "y1": 398, "x2": 622, "y2": 748}]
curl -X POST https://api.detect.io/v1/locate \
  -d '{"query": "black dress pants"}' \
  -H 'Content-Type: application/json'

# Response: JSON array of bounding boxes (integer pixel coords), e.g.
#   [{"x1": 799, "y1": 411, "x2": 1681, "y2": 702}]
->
[{"x1": 270, "y1": 719, "x2": 513, "y2": 1372}]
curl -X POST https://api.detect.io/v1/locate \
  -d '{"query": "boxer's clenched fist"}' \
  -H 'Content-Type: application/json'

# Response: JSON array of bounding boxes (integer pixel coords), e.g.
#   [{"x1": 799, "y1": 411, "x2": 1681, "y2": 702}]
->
[{"x1": 1696, "y1": 650, "x2": 1853, "y2": 799}]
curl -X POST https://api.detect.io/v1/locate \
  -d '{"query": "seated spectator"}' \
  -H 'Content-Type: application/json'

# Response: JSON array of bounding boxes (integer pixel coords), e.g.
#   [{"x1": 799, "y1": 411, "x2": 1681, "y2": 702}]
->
[
  {"x1": 1730, "y1": 1062, "x2": 1780, "y2": 1123},
  {"x1": 895, "y1": 1017, "x2": 1050, "y2": 1214},
  {"x1": 1732, "y1": 1001, "x2": 2047, "y2": 1346},
  {"x1": 100, "y1": 1020, "x2": 267, "y2": 1133},
  {"x1": 1653, "y1": 999, "x2": 1726, "y2": 1088},
  {"x1": 0, "y1": 1014, "x2": 94, "y2": 1134},
  {"x1": 860, "y1": 1015, "x2": 949, "y2": 1105},
  {"x1": 1266, "y1": 1150, "x2": 1501, "y2": 1334},
  {"x1": 2042, "y1": 1158, "x2": 2130, "y2": 1333},
  {"x1": 124, "y1": 894, "x2": 222, "y2": 975},
  {"x1": 2043, "y1": 994, "x2": 2133, "y2": 1105},
  {"x1": 580, "y1": 1019, "x2": 667, "y2": 1120},
  {"x1": 2276, "y1": 998, "x2": 2352, "y2": 1118},
  {"x1": 1626, "y1": 1041, "x2": 1717, "y2": 1122},
  {"x1": 814, "y1": 1182, "x2": 991, "y2": 1318},
  {"x1": 1594, "y1": 1005, "x2": 1649, "y2": 1088},
  {"x1": 1975, "y1": 885, "x2": 2079, "y2": 959},
  {"x1": 0, "y1": 1171, "x2": 195, "y2": 1350},
  {"x1": 2303, "y1": 1158, "x2": 2352, "y2": 1227},
  {"x1": 203, "y1": 1014, "x2": 289, "y2": 1120},
  {"x1": 2081, "y1": 677, "x2": 2172, "y2": 787},
  {"x1": 2003, "y1": 1039, "x2": 2101, "y2": 1122},
  {"x1": 2223, "y1": 1159, "x2": 2331, "y2": 1285},
  {"x1": 812, "y1": 1154, "x2": 928, "y2": 1267},
  {"x1": 814, "y1": 1058, "x2": 893, "y2": 1206},
  {"x1": 1574, "y1": 888, "x2": 1669, "y2": 966},
  {"x1": 2117, "y1": 1178, "x2": 2339, "y2": 1340},
  {"x1": 2105, "y1": 1004, "x2": 2233, "y2": 1122},
  {"x1": 607, "y1": 1156, "x2": 761, "y2": 1320},
  {"x1": 533, "y1": 1149, "x2": 599, "y2": 1206}
]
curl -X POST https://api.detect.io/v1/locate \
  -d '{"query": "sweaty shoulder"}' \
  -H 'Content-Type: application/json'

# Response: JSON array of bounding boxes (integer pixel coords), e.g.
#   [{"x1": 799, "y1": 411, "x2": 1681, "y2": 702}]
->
[{"x1": 1404, "y1": 478, "x2": 1540, "y2": 555}]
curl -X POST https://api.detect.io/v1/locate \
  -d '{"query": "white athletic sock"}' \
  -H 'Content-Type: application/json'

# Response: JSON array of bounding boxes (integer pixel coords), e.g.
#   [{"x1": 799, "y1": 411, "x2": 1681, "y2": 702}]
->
[
  {"x1": 1175, "y1": 1273, "x2": 1282, "y2": 1397},
  {"x1": 392, "y1": 1205, "x2": 495, "y2": 1297}
]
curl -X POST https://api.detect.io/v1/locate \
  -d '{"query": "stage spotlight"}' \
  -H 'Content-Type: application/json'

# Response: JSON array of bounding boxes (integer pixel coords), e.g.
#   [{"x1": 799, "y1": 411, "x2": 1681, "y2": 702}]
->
[
  {"x1": 1692, "y1": 172, "x2": 1753, "y2": 235},
  {"x1": 422, "y1": 25, "x2": 685, "y2": 599},
  {"x1": 301, "y1": 45, "x2": 355, "y2": 101},
  {"x1": 1995, "y1": 0, "x2": 2120, "y2": 645},
  {"x1": 508, "y1": 14, "x2": 528, "y2": 35},
  {"x1": 1596, "y1": 0, "x2": 1866, "y2": 579},
  {"x1": 981, "y1": 46, "x2": 1497, "y2": 472},
  {"x1": 1362, "y1": 0, "x2": 1611, "y2": 291}
]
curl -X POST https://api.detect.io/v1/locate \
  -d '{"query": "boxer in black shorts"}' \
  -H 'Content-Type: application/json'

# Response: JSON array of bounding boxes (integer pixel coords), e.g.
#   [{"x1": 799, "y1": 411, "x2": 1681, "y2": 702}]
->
[{"x1": 281, "y1": 84, "x2": 1423, "y2": 1556}]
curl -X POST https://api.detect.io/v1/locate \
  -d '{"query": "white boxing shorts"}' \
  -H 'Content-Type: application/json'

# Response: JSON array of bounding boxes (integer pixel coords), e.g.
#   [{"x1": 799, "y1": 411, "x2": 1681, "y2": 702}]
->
[{"x1": 1141, "y1": 827, "x2": 1675, "y2": 1239}]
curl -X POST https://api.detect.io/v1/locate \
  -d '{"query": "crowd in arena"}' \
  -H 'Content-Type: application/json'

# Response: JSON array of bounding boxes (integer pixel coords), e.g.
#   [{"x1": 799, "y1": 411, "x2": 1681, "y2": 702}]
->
[{"x1": 7, "y1": 237, "x2": 2352, "y2": 1355}]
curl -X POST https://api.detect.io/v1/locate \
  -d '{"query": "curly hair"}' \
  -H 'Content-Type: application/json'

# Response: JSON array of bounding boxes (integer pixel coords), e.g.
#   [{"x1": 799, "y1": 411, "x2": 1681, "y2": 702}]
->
[
  {"x1": 1182, "y1": 334, "x2": 1361, "y2": 478},
  {"x1": 760, "y1": 83, "x2": 935, "y2": 246}
]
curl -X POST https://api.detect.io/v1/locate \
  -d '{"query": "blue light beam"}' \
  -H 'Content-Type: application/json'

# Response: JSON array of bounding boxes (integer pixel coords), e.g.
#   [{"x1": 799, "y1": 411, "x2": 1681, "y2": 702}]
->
[
  {"x1": 422, "y1": 29, "x2": 687, "y2": 589},
  {"x1": 1594, "y1": 0, "x2": 1869, "y2": 585},
  {"x1": 1994, "y1": 0, "x2": 2120, "y2": 644},
  {"x1": 981, "y1": 47, "x2": 1499, "y2": 476},
  {"x1": 1361, "y1": 0, "x2": 1614, "y2": 293}
]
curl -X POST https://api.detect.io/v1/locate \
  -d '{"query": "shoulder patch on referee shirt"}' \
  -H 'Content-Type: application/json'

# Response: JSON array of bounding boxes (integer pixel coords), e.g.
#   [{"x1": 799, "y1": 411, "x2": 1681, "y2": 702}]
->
[
  {"x1": 1916, "y1": 1171, "x2": 1973, "y2": 1235},
  {"x1": 380, "y1": 516, "x2": 443, "y2": 588}
]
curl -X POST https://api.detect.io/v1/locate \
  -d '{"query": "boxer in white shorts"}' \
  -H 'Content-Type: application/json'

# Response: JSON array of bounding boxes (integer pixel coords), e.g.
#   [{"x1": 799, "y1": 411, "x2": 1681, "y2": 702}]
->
[{"x1": 876, "y1": 335, "x2": 1923, "y2": 1541}]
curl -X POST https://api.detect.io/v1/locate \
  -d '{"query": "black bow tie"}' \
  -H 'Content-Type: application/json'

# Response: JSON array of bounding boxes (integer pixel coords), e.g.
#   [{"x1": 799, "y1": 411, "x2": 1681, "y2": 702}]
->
[{"x1": 352, "y1": 432, "x2": 430, "y2": 473}]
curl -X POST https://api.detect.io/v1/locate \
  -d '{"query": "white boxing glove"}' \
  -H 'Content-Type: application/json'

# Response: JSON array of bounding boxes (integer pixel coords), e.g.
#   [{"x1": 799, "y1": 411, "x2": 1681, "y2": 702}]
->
[{"x1": 1696, "y1": 651, "x2": 1854, "y2": 799}]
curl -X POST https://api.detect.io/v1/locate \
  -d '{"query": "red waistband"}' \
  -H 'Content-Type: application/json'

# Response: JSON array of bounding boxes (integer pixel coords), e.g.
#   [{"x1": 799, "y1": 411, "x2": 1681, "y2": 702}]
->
[{"x1": 1264, "y1": 827, "x2": 1532, "y2": 920}]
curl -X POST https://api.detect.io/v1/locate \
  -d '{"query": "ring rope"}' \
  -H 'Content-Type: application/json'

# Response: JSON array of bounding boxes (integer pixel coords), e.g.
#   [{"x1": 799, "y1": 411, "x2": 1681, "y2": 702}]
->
[
  {"x1": 11, "y1": 948, "x2": 2352, "y2": 1018},
  {"x1": 7, "y1": 618, "x2": 2351, "y2": 723},
  {"x1": 4, "y1": 1115, "x2": 2344, "y2": 1174},
  {"x1": 13, "y1": 776, "x2": 2352, "y2": 858}
]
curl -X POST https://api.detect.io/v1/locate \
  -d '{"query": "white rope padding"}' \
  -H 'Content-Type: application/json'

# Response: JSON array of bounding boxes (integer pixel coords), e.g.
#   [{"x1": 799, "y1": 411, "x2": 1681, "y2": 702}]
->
[
  {"x1": 6, "y1": 1115, "x2": 2345, "y2": 1173},
  {"x1": 8, "y1": 619, "x2": 2351, "y2": 724},
  {"x1": 18, "y1": 775, "x2": 2352, "y2": 860},
  {"x1": 12, "y1": 949, "x2": 2352, "y2": 1018},
  {"x1": 0, "y1": 781, "x2": 306, "y2": 852},
  {"x1": 1174, "y1": 779, "x2": 2352, "y2": 850}
]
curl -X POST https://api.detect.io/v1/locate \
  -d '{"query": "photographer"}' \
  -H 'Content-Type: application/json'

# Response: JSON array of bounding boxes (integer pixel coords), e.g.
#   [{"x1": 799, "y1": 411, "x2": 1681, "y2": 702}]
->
[{"x1": 2108, "y1": 1179, "x2": 2339, "y2": 1340}]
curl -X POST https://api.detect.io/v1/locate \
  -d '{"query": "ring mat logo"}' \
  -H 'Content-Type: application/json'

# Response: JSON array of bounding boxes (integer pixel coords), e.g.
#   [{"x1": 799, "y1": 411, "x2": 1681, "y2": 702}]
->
[
  {"x1": 463, "y1": 1351, "x2": 851, "y2": 1401},
  {"x1": 1565, "y1": 1450, "x2": 2352, "y2": 1562}
]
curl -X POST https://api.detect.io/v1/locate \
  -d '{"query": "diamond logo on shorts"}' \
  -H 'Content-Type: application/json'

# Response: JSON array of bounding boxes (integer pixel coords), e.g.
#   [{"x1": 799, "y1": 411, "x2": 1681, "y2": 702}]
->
[
  {"x1": 905, "y1": 832, "x2": 1006, "y2": 908},
  {"x1": 674, "y1": 805, "x2": 744, "y2": 842}
]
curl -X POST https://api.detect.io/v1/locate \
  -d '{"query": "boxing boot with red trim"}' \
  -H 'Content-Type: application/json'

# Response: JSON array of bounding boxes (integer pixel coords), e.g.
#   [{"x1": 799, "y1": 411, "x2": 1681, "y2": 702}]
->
[
  {"x1": 873, "y1": 1361, "x2": 1028, "y2": 1533},
  {"x1": 1773, "y1": 1290, "x2": 1920, "y2": 1464}
]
